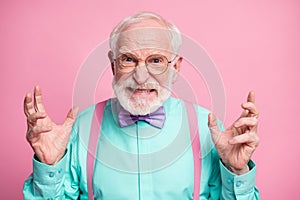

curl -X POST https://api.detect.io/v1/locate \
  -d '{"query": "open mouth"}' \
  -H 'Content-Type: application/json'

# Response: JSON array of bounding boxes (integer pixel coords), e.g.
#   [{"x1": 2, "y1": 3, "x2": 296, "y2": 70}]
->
[
  {"x1": 127, "y1": 87, "x2": 157, "y2": 96},
  {"x1": 134, "y1": 89, "x2": 156, "y2": 93}
]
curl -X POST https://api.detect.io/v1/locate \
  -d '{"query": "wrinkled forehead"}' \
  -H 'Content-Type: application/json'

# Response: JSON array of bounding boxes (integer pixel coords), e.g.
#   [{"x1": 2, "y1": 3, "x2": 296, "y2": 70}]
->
[{"x1": 114, "y1": 27, "x2": 173, "y2": 56}]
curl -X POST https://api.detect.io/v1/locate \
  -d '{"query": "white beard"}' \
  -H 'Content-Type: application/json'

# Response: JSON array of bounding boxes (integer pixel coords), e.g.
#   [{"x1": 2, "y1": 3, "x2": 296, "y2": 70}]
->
[{"x1": 112, "y1": 77, "x2": 171, "y2": 115}]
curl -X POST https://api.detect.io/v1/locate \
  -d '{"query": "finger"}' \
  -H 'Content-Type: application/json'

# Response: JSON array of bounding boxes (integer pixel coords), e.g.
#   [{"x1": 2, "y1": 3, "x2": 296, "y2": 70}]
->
[
  {"x1": 63, "y1": 106, "x2": 79, "y2": 127},
  {"x1": 24, "y1": 93, "x2": 35, "y2": 117},
  {"x1": 208, "y1": 113, "x2": 222, "y2": 137},
  {"x1": 27, "y1": 112, "x2": 47, "y2": 124},
  {"x1": 27, "y1": 126, "x2": 52, "y2": 141},
  {"x1": 30, "y1": 126, "x2": 52, "y2": 136},
  {"x1": 241, "y1": 102, "x2": 259, "y2": 117},
  {"x1": 34, "y1": 85, "x2": 46, "y2": 113},
  {"x1": 239, "y1": 109, "x2": 249, "y2": 118},
  {"x1": 247, "y1": 91, "x2": 255, "y2": 104},
  {"x1": 229, "y1": 131, "x2": 259, "y2": 145},
  {"x1": 234, "y1": 117, "x2": 258, "y2": 129}
]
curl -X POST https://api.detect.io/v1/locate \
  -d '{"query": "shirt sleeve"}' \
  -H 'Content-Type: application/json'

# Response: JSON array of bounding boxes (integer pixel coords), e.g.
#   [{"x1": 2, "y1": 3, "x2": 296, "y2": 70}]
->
[
  {"x1": 23, "y1": 127, "x2": 81, "y2": 200},
  {"x1": 219, "y1": 160, "x2": 260, "y2": 200},
  {"x1": 23, "y1": 153, "x2": 68, "y2": 200}
]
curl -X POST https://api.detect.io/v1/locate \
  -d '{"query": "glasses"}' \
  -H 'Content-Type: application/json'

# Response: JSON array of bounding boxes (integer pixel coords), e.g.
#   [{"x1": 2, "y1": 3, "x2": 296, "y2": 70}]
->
[{"x1": 114, "y1": 53, "x2": 175, "y2": 75}]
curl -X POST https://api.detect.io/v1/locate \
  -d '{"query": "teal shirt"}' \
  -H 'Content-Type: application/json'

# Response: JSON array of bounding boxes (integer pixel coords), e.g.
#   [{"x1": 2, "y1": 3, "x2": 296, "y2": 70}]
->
[{"x1": 23, "y1": 98, "x2": 260, "y2": 199}]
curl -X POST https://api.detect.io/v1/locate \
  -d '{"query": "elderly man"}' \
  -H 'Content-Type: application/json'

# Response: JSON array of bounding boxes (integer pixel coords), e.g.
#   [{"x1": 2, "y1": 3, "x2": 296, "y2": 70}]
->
[{"x1": 23, "y1": 12, "x2": 260, "y2": 199}]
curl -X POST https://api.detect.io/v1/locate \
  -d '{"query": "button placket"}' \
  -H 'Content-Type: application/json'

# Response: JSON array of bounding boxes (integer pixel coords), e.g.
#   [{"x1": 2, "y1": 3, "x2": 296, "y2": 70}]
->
[
  {"x1": 49, "y1": 172, "x2": 55, "y2": 178},
  {"x1": 235, "y1": 180, "x2": 242, "y2": 187}
]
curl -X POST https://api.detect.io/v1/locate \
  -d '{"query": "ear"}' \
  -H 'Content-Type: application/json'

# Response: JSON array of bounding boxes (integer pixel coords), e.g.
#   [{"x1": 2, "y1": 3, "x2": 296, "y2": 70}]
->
[
  {"x1": 108, "y1": 50, "x2": 115, "y2": 75},
  {"x1": 172, "y1": 56, "x2": 182, "y2": 83}
]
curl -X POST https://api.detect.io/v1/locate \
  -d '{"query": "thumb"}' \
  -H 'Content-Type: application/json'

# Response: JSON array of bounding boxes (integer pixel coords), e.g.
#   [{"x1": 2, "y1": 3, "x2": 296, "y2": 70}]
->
[
  {"x1": 208, "y1": 113, "x2": 221, "y2": 138},
  {"x1": 64, "y1": 106, "x2": 79, "y2": 126}
]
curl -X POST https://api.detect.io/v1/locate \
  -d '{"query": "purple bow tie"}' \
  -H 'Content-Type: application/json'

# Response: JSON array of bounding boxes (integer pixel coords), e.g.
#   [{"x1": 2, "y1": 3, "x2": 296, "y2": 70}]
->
[{"x1": 118, "y1": 107, "x2": 166, "y2": 129}]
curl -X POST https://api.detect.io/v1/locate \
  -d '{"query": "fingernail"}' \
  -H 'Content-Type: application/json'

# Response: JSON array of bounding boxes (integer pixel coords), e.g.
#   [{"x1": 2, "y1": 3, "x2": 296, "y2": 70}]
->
[
  {"x1": 229, "y1": 139, "x2": 235, "y2": 144},
  {"x1": 234, "y1": 122, "x2": 240, "y2": 127},
  {"x1": 242, "y1": 102, "x2": 249, "y2": 107}
]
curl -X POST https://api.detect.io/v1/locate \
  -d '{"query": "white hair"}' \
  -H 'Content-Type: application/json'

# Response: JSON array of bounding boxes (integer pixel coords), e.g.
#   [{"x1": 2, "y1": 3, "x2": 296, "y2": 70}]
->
[{"x1": 109, "y1": 12, "x2": 182, "y2": 57}]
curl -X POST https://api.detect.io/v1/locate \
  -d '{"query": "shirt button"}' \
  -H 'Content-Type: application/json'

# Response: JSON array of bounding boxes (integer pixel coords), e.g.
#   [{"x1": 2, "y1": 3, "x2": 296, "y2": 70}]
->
[
  {"x1": 58, "y1": 168, "x2": 62, "y2": 174},
  {"x1": 49, "y1": 172, "x2": 55, "y2": 178},
  {"x1": 236, "y1": 180, "x2": 242, "y2": 187},
  {"x1": 227, "y1": 179, "x2": 233, "y2": 184},
  {"x1": 47, "y1": 198, "x2": 53, "y2": 200}
]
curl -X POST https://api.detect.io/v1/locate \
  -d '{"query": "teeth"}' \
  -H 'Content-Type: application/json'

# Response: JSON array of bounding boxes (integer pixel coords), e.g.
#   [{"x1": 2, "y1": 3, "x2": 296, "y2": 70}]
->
[{"x1": 135, "y1": 89, "x2": 151, "y2": 92}]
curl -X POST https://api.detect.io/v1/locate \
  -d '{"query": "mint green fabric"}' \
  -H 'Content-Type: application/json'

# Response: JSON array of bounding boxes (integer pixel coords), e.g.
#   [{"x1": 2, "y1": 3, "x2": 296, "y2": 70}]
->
[{"x1": 23, "y1": 98, "x2": 260, "y2": 200}]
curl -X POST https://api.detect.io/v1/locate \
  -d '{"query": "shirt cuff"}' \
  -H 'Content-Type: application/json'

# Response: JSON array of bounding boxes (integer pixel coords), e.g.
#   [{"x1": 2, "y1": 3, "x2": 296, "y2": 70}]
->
[
  {"x1": 32, "y1": 152, "x2": 67, "y2": 185},
  {"x1": 219, "y1": 160, "x2": 256, "y2": 195}
]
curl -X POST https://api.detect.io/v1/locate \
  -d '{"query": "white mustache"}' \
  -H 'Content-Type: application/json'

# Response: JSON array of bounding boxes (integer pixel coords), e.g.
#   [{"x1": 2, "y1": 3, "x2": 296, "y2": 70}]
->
[{"x1": 127, "y1": 82, "x2": 160, "y2": 90}]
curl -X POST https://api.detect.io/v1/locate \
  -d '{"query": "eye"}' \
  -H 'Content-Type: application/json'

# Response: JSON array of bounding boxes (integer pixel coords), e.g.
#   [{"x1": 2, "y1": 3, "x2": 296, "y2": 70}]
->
[
  {"x1": 148, "y1": 56, "x2": 164, "y2": 64},
  {"x1": 152, "y1": 58, "x2": 161, "y2": 63},
  {"x1": 124, "y1": 57, "x2": 133, "y2": 62},
  {"x1": 119, "y1": 54, "x2": 136, "y2": 64}
]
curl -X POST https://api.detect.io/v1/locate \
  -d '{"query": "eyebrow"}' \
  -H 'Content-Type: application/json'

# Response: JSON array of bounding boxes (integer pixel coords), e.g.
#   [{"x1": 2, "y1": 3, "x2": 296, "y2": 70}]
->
[
  {"x1": 117, "y1": 52, "x2": 138, "y2": 59},
  {"x1": 118, "y1": 46, "x2": 134, "y2": 54},
  {"x1": 118, "y1": 50, "x2": 169, "y2": 58}
]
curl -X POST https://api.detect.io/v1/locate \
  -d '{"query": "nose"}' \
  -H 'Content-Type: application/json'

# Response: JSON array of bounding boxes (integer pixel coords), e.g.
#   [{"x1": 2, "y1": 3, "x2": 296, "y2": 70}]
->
[{"x1": 132, "y1": 63, "x2": 150, "y2": 84}]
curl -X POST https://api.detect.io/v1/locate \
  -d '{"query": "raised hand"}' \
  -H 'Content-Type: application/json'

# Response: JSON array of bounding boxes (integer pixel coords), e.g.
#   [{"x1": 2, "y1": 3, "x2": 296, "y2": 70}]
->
[
  {"x1": 24, "y1": 85, "x2": 79, "y2": 165},
  {"x1": 208, "y1": 91, "x2": 259, "y2": 175}
]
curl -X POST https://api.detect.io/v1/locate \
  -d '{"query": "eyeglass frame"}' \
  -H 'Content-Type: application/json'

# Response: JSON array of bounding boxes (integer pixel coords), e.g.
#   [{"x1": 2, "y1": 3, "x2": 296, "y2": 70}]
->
[{"x1": 113, "y1": 53, "x2": 177, "y2": 75}]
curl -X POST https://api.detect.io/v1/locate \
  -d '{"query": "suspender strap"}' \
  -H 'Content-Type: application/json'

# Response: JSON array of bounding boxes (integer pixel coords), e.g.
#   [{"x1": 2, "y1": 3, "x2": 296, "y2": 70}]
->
[
  {"x1": 185, "y1": 102, "x2": 201, "y2": 200},
  {"x1": 87, "y1": 101, "x2": 201, "y2": 199},
  {"x1": 87, "y1": 101, "x2": 107, "y2": 200}
]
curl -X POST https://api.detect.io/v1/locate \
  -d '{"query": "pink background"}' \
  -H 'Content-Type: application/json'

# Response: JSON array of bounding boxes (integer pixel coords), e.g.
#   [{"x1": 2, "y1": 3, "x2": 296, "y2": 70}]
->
[{"x1": 1, "y1": 1, "x2": 299, "y2": 199}]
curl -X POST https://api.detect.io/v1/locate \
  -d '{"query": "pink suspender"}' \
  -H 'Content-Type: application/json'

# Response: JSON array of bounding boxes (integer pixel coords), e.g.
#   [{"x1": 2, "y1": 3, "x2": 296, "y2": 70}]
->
[
  {"x1": 185, "y1": 102, "x2": 201, "y2": 200},
  {"x1": 87, "y1": 101, "x2": 201, "y2": 200},
  {"x1": 87, "y1": 101, "x2": 107, "y2": 200}
]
